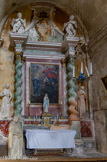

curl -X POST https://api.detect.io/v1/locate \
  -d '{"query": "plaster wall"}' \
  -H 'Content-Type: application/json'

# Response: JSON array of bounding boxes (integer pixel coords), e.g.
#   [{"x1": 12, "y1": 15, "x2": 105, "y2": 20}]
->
[{"x1": 90, "y1": 42, "x2": 107, "y2": 154}]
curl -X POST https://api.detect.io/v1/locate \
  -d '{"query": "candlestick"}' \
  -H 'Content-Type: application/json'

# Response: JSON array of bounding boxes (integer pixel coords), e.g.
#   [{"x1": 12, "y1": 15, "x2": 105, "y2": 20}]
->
[
  {"x1": 57, "y1": 114, "x2": 58, "y2": 120},
  {"x1": 36, "y1": 113, "x2": 37, "y2": 120},
  {"x1": 85, "y1": 66, "x2": 90, "y2": 77},
  {"x1": 81, "y1": 62, "x2": 83, "y2": 74},
  {"x1": 60, "y1": 100, "x2": 63, "y2": 119},
  {"x1": 73, "y1": 66, "x2": 75, "y2": 78},
  {"x1": 28, "y1": 100, "x2": 31, "y2": 119},
  {"x1": 90, "y1": 62, "x2": 92, "y2": 75},
  {"x1": 34, "y1": 116, "x2": 35, "y2": 122}
]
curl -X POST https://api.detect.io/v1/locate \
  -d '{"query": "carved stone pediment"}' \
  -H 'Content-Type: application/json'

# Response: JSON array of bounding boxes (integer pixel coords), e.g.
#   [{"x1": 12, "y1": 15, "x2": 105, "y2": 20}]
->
[{"x1": 25, "y1": 7, "x2": 64, "y2": 43}]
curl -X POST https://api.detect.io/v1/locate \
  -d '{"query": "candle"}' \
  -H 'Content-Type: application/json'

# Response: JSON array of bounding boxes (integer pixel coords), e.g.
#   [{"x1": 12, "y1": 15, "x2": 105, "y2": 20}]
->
[
  {"x1": 57, "y1": 114, "x2": 58, "y2": 120},
  {"x1": 36, "y1": 113, "x2": 37, "y2": 120},
  {"x1": 85, "y1": 66, "x2": 90, "y2": 77},
  {"x1": 73, "y1": 66, "x2": 75, "y2": 78},
  {"x1": 90, "y1": 62, "x2": 92, "y2": 75},
  {"x1": 60, "y1": 100, "x2": 62, "y2": 105},
  {"x1": 81, "y1": 62, "x2": 83, "y2": 74}
]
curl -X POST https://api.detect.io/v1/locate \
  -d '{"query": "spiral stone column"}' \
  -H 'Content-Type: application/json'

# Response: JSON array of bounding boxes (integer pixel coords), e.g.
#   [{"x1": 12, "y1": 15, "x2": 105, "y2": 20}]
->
[
  {"x1": 64, "y1": 37, "x2": 80, "y2": 128},
  {"x1": 67, "y1": 54, "x2": 80, "y2": 126},
  {"x1": 14, "y1": 53, "x2": 23, "y2": 115},
  {"x1": 10, "y1": 32, "x2": 28, "y2": 116}
]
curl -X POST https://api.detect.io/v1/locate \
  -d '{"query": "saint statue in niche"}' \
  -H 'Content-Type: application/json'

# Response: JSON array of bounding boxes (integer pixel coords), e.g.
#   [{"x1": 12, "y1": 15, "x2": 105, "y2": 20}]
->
[
  {"x1": 12, "y1": 12, "x2": 26, "y2": 34},
  {"x1": 43, "y1": 94, "x2": 49, "y2": 113},
  {"x1": 0, "y1": 83, "x2": 13, "y2": 119},
  {"x1": 77, "y1": 86, "x2": 88, "y2": 118},
  {"x1": 8, "y1": 116, "x2": 23, "y2": 159},
  {"x1": 63, "y1": 15, "x2": 77, "y2": 37}
]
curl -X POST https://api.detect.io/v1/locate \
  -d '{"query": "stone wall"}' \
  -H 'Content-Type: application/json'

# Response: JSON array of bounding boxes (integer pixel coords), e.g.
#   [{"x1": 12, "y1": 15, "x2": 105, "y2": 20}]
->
[{"x1": 89, "y1": 28, "x2": 107, "y2": 153}]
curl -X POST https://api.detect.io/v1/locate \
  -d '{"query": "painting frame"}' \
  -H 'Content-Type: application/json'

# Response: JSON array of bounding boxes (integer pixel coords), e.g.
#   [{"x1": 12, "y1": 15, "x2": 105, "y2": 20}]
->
[
  {"x1": 29, "y1": 62, "x2": 60, "y2": 105},
  {"x1": 101, "y1": 75, "x2": 107, "y2": 93}
]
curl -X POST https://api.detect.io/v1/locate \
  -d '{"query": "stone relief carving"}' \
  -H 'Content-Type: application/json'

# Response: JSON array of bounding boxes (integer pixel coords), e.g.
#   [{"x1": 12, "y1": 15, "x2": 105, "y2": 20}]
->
[
  {"x1": 24, "y1": 8, "x2": 63, "y2": 42},
  {"x1": 12, "y1": 12, "x2": 26, "y2": 34},
  {"x1": 63, "y1": 15, "x2": 77, "y2": 37},
  {"x1": 77, "y1": 86, "x2": 88, "y2": 118},
  {"x1": 0, "y1": 83, "x2": 13, "y2": 119},
  {"x1": 28, "y1": 28, "x2": 40, "y2": 41},
  {"x1": 8, "y1": 116, "x2": 23, "y2": 159},
  {"x1": 26, "y1": 19, "x2": 63, "y2": 42}
]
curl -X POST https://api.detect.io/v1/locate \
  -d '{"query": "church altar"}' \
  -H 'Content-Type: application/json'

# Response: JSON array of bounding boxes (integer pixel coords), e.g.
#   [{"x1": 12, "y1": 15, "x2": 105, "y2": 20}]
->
[
  {"x1": 26, "y1": 129, "x2": 76, "y2": 149},
  {"x1": 0, "y1": 1, "x2": 96, "y2": 159}
]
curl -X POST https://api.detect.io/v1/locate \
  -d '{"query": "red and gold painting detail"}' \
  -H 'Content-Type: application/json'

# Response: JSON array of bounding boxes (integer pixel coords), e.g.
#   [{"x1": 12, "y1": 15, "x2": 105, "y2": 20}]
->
[
  {"x1": 81, "y1": 121, "x2": 92, "y2": 137},
  {"x1": 0, "y1": 121, "x2": 10, "y2": 137}
]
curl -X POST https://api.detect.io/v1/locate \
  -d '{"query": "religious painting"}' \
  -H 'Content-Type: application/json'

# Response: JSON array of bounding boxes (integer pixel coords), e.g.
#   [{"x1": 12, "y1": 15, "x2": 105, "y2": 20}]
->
[
  {"x1": 101, "y1": 75, "x2": 107, "y2": 92},
  {"x1": 30, "y1": 63, "x2": 59, "y2": 104}
]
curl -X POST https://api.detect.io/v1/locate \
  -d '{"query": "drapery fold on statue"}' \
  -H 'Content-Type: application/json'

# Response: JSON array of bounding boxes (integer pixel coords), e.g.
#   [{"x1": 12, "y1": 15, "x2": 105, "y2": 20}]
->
[{"x1": 26, "y1": 129, "x2": 76, "y2": 149}]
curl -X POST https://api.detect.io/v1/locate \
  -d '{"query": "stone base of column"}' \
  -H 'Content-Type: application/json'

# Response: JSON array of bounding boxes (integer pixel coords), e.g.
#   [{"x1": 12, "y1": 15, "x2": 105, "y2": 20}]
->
[
  {"x1": 70, "y1": 120, "x2": 81, "y2": 139},
  {"x1": 71, "y1": 139, "x2": 85, "y2": 156}
]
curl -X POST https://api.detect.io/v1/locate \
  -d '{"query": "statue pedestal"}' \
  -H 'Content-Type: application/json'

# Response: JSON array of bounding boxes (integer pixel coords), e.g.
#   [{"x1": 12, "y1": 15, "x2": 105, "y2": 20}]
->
[{"x1": 41, "y1": 113, "x2": 52, "y2": 127}]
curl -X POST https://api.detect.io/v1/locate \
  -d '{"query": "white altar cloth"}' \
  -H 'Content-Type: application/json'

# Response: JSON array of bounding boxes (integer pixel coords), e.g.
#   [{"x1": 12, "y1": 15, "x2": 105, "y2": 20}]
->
[{"x1": 26, "y1": 129, "x2": 76, "y2": 149}]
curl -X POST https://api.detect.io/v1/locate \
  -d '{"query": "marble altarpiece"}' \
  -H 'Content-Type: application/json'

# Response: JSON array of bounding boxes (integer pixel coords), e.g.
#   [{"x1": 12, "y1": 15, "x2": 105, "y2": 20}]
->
[{"x1": 0, "y1": 2, "x2": 95, "y2": 158}]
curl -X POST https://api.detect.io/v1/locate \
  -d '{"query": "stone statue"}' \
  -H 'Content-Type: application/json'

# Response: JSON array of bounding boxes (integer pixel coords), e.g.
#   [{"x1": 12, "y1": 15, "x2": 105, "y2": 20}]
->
[
  {"x1": 8, "y1": 116, "x2": 23, "y2": 159},
  {"x1": 43, "y1": 94, "x2": 49, "y2": 113},
  {"x1": 0, "y1": 83, "x2": 13, "y2": 119},
  {"x1": 12, "y1": 12, "x2": 26, "y2": 34},
  {"x1": 28, "y1": 28, "x2": 39, "y2": 41},
  {"x1": 77, "y1": 86, "x2": 87, "y2": 118},
  {"x1": 63, "y1": 15, "x2": 77, "y2": 37}
]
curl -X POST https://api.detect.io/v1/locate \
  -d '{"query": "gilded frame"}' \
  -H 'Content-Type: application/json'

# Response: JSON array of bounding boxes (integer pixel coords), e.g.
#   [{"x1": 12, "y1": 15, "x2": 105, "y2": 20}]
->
[
  {"x1": 101, "y1": 75, "x2": 107, "y2": 92},
  {"x1": 29, "y1": 62, "x2": 60, "y2": 105}
]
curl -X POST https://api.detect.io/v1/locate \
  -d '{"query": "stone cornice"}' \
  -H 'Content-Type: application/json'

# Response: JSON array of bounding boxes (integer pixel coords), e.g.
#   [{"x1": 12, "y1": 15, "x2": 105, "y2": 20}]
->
[{"x1": 24, "y1": 41, "x2": 62, "y2": 52}]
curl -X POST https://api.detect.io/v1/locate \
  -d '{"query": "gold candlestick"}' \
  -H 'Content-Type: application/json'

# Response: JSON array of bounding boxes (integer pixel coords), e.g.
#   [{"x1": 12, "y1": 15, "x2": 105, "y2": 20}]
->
[
  {"x1": 60, "y1": 100, "x2": 63, "y2": 119},
  {"x1": 28, "y1": 100, "x2": 31, "y2": 119}
]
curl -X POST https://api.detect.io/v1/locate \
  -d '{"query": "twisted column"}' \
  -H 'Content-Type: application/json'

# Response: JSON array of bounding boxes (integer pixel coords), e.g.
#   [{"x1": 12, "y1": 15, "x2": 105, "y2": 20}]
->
[
  {"x1": 14, "y1": 55, "x2": 23, "y2": 115},
  {"x1": 67, "y1": 55, "x2": 80, "y2": 125}
]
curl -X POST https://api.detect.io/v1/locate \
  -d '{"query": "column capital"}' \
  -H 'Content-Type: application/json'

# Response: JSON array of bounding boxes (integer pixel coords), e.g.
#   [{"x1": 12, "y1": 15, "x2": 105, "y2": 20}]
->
[
  {"x1": 9, "y1": 32, "x2": 28, "y2": 48},
  {"x1": 62, "y1": 36, "x2": 83, "y2": 58}
]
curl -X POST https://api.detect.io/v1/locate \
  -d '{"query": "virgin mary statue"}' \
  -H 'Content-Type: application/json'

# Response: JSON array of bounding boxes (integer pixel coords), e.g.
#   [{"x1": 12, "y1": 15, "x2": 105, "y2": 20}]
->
[{"x1": 43, "y1": 94, "x2": 49, "y2": 113}]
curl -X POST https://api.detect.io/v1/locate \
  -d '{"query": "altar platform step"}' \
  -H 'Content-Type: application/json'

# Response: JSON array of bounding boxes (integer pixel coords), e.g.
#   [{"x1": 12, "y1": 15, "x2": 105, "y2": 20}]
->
[{"x1": 0, "y1": 155, "x2": 107, "y2": 162}]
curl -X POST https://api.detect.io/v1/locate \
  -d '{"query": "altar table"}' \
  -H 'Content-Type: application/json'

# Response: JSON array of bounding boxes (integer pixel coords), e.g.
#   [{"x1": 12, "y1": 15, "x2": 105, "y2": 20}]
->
[{"x1": 26, "y1": 129, "x2": 76, "y2": 149}]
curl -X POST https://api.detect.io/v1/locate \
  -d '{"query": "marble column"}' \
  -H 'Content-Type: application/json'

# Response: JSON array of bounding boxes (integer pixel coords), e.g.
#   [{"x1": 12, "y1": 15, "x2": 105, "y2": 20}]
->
[
  {"x1": 14, "y1": 52, "x2": 23, "y2": 115},
  {"x1": 64, "y1": 37, "x2": 80, "y2": 127},
  {"x1": 10, "y1": 33, "x2": 28, "y2": 115}
]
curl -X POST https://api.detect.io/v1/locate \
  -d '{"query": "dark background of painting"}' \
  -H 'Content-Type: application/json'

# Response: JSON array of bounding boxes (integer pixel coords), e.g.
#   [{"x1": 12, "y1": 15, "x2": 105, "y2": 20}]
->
[
  {"x1": 30, "y1": 63, "x2": 59, "y2": 104},
  {"x1": 101, "y1": 76, "x2": 107, "y2": 91}
]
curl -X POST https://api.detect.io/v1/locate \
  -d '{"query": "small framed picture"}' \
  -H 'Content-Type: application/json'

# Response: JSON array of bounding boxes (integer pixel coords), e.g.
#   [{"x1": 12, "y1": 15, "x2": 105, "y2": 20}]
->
[{"x1": 101, "y1": 75, "x2": 107, "y2": 92}]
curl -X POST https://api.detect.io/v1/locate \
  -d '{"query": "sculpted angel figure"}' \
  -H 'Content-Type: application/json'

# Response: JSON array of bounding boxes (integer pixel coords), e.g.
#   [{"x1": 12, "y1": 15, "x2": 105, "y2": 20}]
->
[
  {"x1": 8, "y1": 116, "x2": 23, "y2": 159},
  {"x1": 43, "y1": 94, "x2": 49, "y2": 113},
  {"x1": 63, "y1": 15, "x2": 77, "y2": 37},
  {"x1": 0, "y1": 83, "x2": 13, "y2": 119},
  {"x1": 12, "y1": 12, "x2": 26, "y2": 33}
]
